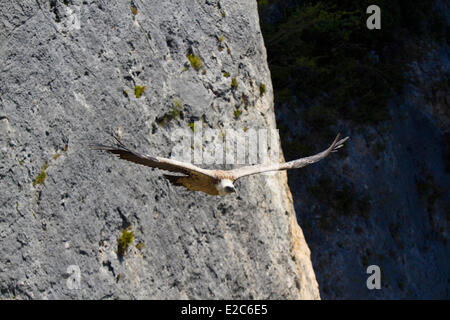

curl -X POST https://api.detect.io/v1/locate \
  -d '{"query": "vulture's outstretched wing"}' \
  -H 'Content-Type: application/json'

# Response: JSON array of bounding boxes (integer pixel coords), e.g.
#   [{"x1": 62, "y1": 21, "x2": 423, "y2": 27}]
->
[
  {"x1": 230, "y1": 134, "x2": 349, "y2": 180},
  {"x1": 89, "y1": 136, "x2": 216, "y2": 179}
]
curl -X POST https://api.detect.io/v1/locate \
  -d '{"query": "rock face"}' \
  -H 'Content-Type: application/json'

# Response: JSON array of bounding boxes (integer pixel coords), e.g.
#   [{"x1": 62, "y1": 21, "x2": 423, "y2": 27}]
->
[
  {"x1": 258, "y1": 0, "x2": 449, "y2": 299},
  {"x1": 291, "y1": 31, "x2": 450, "y2": 300},
  {"x1": 0, "y1": 1, "x2": 319, "y2": 299}
]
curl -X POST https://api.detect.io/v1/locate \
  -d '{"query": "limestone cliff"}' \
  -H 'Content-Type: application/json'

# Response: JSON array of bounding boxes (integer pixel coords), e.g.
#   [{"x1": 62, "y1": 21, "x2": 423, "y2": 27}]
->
[
  {"x1": 0, "y1": 0, "x2": 319, "y2": 299},
  {"x1": 258, "y1": 0, "x2": 449, "y2": 299}
]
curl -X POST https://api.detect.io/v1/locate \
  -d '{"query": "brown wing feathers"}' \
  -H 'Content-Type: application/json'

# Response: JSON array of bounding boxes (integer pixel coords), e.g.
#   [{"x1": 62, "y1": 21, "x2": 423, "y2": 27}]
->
[
  {"x1": 280, "y1": 134, "x2": 348, "y2": 170},
  {"x1": 90, "y1": 133, "x2": 348, "y2": 184},
  {"x1": 229, "y1": 134, "x2": 349, "y2": 180},
  {"x1": 89, "y1": 136, "x2": 213, "y2": 178}
]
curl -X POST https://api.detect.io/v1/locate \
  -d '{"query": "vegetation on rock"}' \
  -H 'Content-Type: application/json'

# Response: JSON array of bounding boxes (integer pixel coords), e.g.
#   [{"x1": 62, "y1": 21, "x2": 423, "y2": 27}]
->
[{"x1": 118, "y1": 227, "x2": 135, "y2": 257}]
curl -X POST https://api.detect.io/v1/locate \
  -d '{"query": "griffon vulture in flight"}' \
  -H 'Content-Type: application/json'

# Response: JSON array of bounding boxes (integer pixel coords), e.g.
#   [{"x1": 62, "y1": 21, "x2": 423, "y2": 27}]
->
[{"x1": 90, "y1": 134, "x2": 348, "y2": 196}]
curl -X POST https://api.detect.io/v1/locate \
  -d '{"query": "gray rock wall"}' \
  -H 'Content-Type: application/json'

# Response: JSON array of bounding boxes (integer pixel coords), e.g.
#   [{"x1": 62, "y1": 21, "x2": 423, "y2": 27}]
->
[{"x1": 0, "y1": 0, "x2": 319, "y2": 299}]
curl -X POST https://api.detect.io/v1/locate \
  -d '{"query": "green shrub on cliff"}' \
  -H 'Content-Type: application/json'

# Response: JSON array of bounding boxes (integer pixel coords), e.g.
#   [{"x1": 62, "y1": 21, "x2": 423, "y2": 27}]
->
[
  {"x1": 258, "y1": 0, "x2": 446, "y2": 126},
  {"x1": 118, "y1": 227, "x2": 134, "y2": 257}
]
